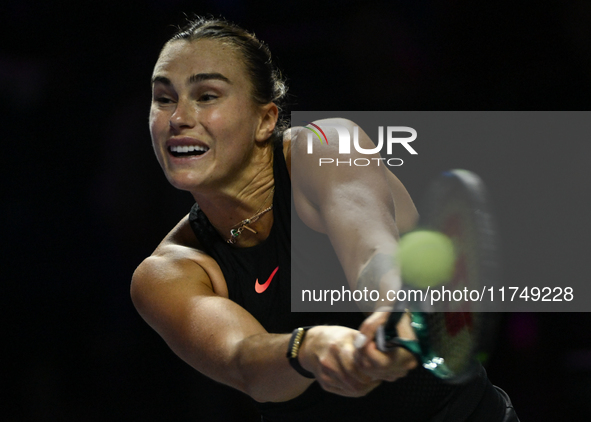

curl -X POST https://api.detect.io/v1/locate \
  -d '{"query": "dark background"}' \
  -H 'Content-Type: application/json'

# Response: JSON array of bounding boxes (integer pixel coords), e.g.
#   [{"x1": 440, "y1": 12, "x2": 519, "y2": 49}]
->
[{"x1": 3, "y1": 0, "x2": 591, "y2": 420}]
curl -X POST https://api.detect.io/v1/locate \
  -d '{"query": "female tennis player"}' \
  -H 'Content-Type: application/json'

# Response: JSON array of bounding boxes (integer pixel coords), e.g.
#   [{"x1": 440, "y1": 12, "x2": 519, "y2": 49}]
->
[{"x1": 131, "y1": 17, "x2": 518, "y2": 421}]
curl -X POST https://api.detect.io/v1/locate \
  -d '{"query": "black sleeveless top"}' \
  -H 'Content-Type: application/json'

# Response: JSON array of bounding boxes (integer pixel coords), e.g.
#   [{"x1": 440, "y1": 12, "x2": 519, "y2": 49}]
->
[
  {"x1": 188, "y1": 141, "x2": 363, "y2": 332},
  {"x1": 188, "y1": 141, "x2": 491, "y2": 422}
]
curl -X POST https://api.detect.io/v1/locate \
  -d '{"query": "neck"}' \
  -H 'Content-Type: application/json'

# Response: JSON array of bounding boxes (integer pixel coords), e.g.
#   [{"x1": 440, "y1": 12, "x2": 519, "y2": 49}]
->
[{"x1": 192, "y1": 142, "x2": 276, "y2": 245}]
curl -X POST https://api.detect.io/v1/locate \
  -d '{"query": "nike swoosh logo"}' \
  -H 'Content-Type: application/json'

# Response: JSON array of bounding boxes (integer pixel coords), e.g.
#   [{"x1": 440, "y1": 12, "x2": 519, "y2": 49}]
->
[{"x1": 255, "y1": 266, "x2": 279, "y2": 294}]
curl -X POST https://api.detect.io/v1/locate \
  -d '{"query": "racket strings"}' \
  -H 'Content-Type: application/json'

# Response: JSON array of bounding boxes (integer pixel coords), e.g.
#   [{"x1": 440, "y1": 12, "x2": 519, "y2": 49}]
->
[
  {"x1": 423, "y1": 312, "x2": 479, "y2": 375},
  {"x1": 403, "y1": 170, "x2": 500, "y2": 382}
]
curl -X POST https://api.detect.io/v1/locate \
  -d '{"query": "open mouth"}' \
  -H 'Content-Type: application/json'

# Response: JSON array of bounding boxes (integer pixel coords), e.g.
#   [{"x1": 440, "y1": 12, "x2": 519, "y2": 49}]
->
[{"x1": 168, "y1": 145, "x2": 209, "y2": 157}]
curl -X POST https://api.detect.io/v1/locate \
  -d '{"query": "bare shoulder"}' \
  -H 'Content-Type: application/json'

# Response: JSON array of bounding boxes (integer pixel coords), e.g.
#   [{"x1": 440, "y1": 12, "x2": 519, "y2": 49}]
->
[
  {"x1": 287, "y1": 117, "x2": 418, "y2": 234},
  {"x1": 130, "y1": 216, "x2": 270, "y2": 390},
  {"x1": 130, "y1": 216, "x2": 229, "y2": 325},
  {"x1": 290, "y1": 117, "x2": 355, "y2": 155},
  {"x1": 282, "y1": 118, "x2": 354, "y2": 169}
]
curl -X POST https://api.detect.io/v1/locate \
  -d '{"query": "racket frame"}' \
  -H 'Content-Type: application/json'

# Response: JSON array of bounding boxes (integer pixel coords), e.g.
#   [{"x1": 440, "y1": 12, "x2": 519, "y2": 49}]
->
[{"x1": 375, "y1": 169, "x2": 500, "y2": 384}]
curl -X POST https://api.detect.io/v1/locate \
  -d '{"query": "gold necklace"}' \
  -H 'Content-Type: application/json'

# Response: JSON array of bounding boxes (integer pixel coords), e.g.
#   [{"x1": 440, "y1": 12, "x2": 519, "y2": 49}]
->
[{"x1": 226, "y1": 187, "x2": 274, "y2": 244}]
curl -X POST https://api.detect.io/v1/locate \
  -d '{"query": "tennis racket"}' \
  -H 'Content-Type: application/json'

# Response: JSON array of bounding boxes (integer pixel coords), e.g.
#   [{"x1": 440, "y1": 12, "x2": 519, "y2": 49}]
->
[{"x1": 376, "y1": 169, "x2": 500, "y2": 384}]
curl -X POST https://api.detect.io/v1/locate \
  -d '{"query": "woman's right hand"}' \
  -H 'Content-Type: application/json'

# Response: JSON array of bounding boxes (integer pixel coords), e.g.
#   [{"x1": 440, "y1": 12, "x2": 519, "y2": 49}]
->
[
  {"x1": 298, "y1": 313, "x2": 418, "y2": 397},
  {"x1": 298, "y1": 325, "x2": 382, "y2": 397}
]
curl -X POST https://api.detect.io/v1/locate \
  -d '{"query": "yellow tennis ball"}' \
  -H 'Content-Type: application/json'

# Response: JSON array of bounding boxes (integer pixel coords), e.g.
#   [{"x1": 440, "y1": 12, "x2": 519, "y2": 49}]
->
[{"x1": 398, "y1": 230, "x2": 456, "y2": 288}]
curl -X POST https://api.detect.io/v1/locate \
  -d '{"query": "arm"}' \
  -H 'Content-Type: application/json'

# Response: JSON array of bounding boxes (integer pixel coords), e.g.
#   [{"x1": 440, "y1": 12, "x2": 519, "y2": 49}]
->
[
  {"x1": 131, "y1": 243, "x2": 313, "y2": 403},
  {"x1": 291, "y1": 118, "x2": 418, "y2": 301},
  {"x1": 131, "y1": 226, "x2": 381, "y2": 402},
  {"x1": 291, "y1": 118, "x2": 418, "y2": 380}
]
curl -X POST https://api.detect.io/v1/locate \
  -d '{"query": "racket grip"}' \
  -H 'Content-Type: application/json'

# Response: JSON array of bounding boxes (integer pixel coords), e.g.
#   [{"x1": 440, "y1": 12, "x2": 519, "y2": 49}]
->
[
  {"x1": 376, "y1": 311, "x2": 404, "y2": 352},
  {"x1": 376, "y1": 312, "x2": 423, "y2": 358}
]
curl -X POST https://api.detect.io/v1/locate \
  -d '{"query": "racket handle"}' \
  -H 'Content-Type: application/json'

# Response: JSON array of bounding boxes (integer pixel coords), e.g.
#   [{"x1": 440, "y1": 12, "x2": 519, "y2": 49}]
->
[
  {"x1": 376, "y1": 311, "x2": 403, "y2": 351},
  {"x1": 376, "y1": 312, "x2": 423, "y2": 357}
]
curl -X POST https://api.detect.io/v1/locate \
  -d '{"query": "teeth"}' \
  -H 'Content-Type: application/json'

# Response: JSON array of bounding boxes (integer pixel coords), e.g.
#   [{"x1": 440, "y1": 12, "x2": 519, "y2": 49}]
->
[{"x1": 169, "y1": 145, "x2": 208, "y2": 153}]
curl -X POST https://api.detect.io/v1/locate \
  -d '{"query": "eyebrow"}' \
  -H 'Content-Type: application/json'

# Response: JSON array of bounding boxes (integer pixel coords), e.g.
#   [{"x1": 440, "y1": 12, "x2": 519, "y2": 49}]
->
[
  {"x1": 151, "y1": 73, "x2": 231, "y2": 86},
  {"x1": 152, "y1": 75, "x2": 172, "y2": 85},
  {"x1": 188, "y1": 73, "x2": 231, "y2": 84}
]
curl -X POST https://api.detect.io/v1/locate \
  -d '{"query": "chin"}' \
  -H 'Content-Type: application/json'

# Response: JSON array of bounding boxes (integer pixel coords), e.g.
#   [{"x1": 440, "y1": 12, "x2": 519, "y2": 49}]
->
[{"x1": 165, "y1": 171, "x2": 204, "y2": 193}]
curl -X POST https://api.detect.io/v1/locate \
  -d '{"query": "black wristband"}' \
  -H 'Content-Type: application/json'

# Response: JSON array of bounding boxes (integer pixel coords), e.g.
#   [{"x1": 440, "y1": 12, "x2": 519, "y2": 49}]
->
[{"x1": 286, "y1": 327, "x2": 315, "y2": 379}]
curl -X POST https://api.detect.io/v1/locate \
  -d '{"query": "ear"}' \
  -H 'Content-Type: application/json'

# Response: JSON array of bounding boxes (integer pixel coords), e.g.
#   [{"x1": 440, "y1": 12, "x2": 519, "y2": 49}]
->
[{"x1": 255, "y1": 102, "x2": 279, "y2": 143}]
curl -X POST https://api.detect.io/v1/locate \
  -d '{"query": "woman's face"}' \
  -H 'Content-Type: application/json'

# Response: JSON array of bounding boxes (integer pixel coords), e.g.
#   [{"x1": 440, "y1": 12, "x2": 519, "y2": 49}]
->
[{"x1": 149, "y1": 39, "x2": 275, "y2": 192}]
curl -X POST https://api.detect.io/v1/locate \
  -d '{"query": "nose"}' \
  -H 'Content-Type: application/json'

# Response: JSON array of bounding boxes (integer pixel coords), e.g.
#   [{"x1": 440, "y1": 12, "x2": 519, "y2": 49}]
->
[{"x1": 169, "y1": 99, "x2": 196, "y2": 131}]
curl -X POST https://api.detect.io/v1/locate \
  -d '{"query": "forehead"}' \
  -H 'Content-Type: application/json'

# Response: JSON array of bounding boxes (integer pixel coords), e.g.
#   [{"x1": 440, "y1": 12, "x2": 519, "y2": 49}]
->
[{"x1": 153, "y1": 39, "x2": 247, "y2": 82}]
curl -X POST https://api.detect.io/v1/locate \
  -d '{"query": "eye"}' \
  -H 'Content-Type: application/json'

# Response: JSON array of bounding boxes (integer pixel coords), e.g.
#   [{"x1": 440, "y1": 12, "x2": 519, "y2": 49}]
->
[
  {"x1": 199, "y1": 93, "x2": 218, "y2": 102},
  {"x1": 154, "y1": 96, "x2": 174, "y2": 104}
]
